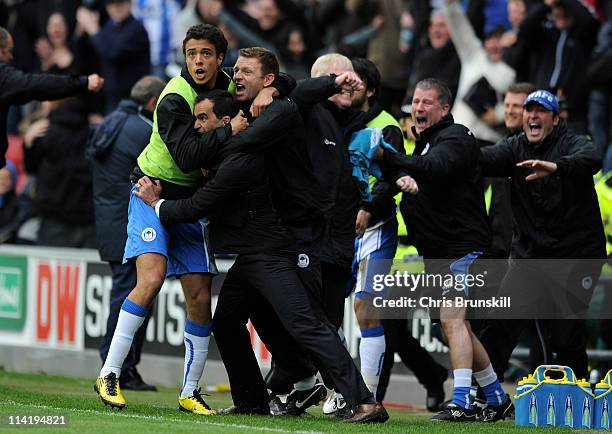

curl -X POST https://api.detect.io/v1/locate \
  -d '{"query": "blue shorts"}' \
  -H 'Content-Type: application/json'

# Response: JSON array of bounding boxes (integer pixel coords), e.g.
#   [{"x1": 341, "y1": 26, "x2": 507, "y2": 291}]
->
[
  {"x1": 351, "y1": 217, "x2": 398, "y2": 300},
  {"x1": 123, "y1": 190, "x2": 217, "y2": 277}
]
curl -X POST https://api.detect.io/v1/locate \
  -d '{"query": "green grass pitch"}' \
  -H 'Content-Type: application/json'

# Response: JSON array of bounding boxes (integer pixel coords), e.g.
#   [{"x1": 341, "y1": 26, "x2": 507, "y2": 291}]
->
[{"x1": 0, "y1": 371, "x2": 567, "y2": 433}]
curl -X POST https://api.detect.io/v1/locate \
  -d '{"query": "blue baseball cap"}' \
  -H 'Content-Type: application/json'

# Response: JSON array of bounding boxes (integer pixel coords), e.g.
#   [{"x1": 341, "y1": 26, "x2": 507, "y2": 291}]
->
[{"x1": 523, "y1": 90, "x2": 560, "y2": 112}]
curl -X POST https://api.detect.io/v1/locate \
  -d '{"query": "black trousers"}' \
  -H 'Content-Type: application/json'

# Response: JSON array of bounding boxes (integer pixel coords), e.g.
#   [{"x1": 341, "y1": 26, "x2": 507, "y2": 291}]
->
[
  {"x1": 480, "y1": 258, "x2": 603, "y2": 380},
  {"x1": 320, "y1": 262, "x2": 352, "y2": 330},
  {"x1": 212, "y1": 253, "x2": 372, "y2": 409}
]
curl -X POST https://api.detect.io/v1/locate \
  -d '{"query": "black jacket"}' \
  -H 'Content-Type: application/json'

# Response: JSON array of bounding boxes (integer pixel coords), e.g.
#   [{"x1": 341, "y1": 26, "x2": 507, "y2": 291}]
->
[
  {"x1": 158, "y1": 153, "x2": 294, "y2": 255},
  {"x1": 291, "y1": 76, "x2": 365, "y2": 268},
  {"x1": 383, "y1": 114, "x2": 491, "y2": 259},
  {"x1": 89, "y1": 99, "x2": 153, "y2": 262},
  {"x1": 480, "y1": 123, "x2": 605, "y2": 259},
  {"x1": 89, "y1": 14, "x2": 151, "y2": 110},
  {"x1": 514, "y1": 0, "x2": 599, "y2": 129},
  {"x1": 215, "y1": 97, "x2": 325, "y2": 238},
  {"x1": 0, "y1": 62, "x2": 89, "y2": 168},
  {"x1": 23, "y1": 99, "x2": 94, "y2": 225}
]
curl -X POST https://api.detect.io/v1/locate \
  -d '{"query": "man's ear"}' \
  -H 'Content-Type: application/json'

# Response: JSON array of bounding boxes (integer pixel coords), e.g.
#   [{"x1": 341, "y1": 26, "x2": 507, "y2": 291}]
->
[
  {"x1": 263, "y1": 73, "x2": 275, "y2": 88},
  {"x1": 441, "y1": 104, "x2": 450, "y2": 116},
  {"x1": 366, "y1": 89, "x2": 375, "y2": 99},
  {"x1": 145, "y1": 97, "x2": 157, "y2": 112},
  {"x1": 221, "y1": 115, "x2": 231, "y2": 126},
  {"x1": 217, "y1": 52, "x2": 225, "y2": 67},
  {"x1": 553, "y1": 113, "x2": 560, "y2": 126}
]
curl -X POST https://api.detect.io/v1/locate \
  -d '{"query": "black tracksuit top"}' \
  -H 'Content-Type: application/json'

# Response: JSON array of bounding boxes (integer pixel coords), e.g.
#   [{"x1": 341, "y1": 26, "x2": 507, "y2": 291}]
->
[
  {"x1": 481, "y1": 123, "x2": 605, "y2": 259},
  {"x1": 383, "y1": 114, "x2": 491, "y2": 259},
  {"x1": 158, "y1": 152, "x2": 294, "y2": 255}
]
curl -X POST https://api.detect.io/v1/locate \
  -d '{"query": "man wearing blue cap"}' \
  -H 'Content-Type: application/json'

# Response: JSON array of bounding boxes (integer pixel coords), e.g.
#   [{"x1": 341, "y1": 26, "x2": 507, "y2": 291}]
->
[{"x1": 478, "y1": 89, "x2": 606, "y2": 404}]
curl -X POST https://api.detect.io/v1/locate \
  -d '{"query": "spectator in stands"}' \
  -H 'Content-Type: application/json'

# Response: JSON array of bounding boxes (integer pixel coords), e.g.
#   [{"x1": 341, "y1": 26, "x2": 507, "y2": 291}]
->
[
  {"x1": 443, "y1": 0, "x2": 516, "y2": 146},
  {"x1": 588, "y1": 20, "x2": 612, "y2": 172},
  {"x1": 22, "y1": 97, "x2": 96, "y2": 248},
  {"x1": 501, "y1": 0, "x2": 530, "y2": 81},
  {"x1": 174, "y1": 0, "x2": 275, "y2": 68},
  {"x1": 515, "y1": 0, "x2": 599, "y2": 134},
  {"x1": 34, "y1": 13, "x2": 75, "y2": 74},
  {"x1": 365, "y1": 0, "x2": 411, "y2": 117},
  {"x1": 0, "y1": 26, "x2": 104, "y2": 169},
  {"x1": 132, "y1": 0, "x2": 183, "y2": 80},
  {"x1": 280, "y1": 26, "x2": 315, "y2": 80},
  {"x1": 89, "y1": 75, "x2": 166, "y2": 391},
  {"x1": 405, "y1": 10, "x2": 461, "y2": 106},
  {"x1": 76, "y1": 0, "x2": 151, "y2": 113}
]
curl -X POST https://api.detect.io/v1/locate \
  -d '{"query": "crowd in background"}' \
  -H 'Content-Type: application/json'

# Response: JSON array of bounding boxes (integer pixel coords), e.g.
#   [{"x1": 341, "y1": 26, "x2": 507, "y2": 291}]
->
[{"x1": 0, "y1": 0, "x2": 610, "y2": 256}]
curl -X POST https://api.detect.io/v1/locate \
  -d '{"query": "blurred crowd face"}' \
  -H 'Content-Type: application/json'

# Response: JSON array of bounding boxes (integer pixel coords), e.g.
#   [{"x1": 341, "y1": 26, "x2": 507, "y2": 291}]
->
[
  {"x1": 287, "y1": 29, "x2": 306, "y2": 57},
  {"x1": 508, "y1": 0, "x2": 526, "y2": 29},
  {"x1": 258, "y1": 0, "x2": 280, "y2": 31},
  {"x1": 106, "y1": 0, "x2": 132, "y2": 24},
  {"x1": 185, "y1": 39, "x2": 222, "y2": 86},
  {"x1": 0, "y1": 167, "x2": 13, "y2": 195},
  {"x1": 197, "y1": 0, "x2": 223, "y2": 21},
  {"x1": 484, "y1": 33, "x2": 504, "y2": 62},
  {"x1": 411, "y1": 87, "x2": 449, "y2": 135},
  {"x1": 0, "y1": 33, "x2": 14, "y2": 62},
  {"x1": 523, "y1": 103, "x2": 559, "y2": 143},
  {"x1": 47, "y1": 13, "x2": 68, "y2": 47},
  {"x1": 428, "y1": 13, "x2": 449, "y2": 49},
  {"x1": 233, "y1": 56, "x2": 272, "y2": 102},
  {"x1": 504, "y1": 92, "x2": 528, "y2": 132},
  {"x1": 194, "y1": 99, "x2": 225, "y2": 133},
  {"x1": 551, "y1": 4, "x2": 573, "y2": 30}
]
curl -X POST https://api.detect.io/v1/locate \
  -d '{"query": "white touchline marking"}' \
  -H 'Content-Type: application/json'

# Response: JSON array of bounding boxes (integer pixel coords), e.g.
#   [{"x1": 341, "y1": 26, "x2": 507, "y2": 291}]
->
[{"x1": 1, "y1": 400, "x2": 323, "y2": 434}]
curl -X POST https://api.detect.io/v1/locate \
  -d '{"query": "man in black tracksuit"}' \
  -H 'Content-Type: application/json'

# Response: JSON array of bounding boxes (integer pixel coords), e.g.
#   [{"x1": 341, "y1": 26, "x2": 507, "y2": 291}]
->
[
  {"x1": 289, "y1": 67, "x2": 367, "y2": 329},
  {"x1": 382, "y1": 78, "x2": 512, "y2": 423},
  {"x1": 478, "y1": 89, "x2": 606, "y2": 380},
  {"x1": 136, "y1": 79, "x2": 387, "y2": 423}
]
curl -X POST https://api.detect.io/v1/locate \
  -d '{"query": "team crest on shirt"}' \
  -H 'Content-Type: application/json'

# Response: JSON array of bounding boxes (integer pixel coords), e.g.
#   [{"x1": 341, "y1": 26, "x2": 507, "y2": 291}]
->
[
  {"x1": 297, "y1": 253, "x2": 310, "y2": 268},
  {"x1": 141, "y1": 228, "x2": 156, "y2": 242},
  {"x1": 421, "y1": 143, "x2": 430, "y2": 155},
  {"x1": 582, "y1": 276, "x2": 593, "y2": 290}
]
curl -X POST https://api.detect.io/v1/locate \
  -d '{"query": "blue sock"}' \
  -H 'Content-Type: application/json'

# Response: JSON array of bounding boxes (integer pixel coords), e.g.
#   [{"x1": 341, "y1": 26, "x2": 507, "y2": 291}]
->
[
  {"x1": 452, "y1": 368, "x2": 472, "y2": 409},
  {"x1": 474, "y1": 364, "x2": 506, "y2": 406}
]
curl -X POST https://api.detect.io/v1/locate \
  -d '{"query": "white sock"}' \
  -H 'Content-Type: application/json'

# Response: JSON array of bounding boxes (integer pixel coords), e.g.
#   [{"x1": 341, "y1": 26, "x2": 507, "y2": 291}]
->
[
  {"x1": 359, "y1": 325, "x2": 386, "y2": 400},
  {"x1": 453, "y1": 368, "x2": 473, "y2": 389},
  {"x1": 180, "y1": 320, "x2": 211, "y2": 398},
  {"x1": 294, "y1": 375, "x2": 317, "y2": 391},
  {"x1": 100, "y1": 299, "x2": 148, "y2": 377}
]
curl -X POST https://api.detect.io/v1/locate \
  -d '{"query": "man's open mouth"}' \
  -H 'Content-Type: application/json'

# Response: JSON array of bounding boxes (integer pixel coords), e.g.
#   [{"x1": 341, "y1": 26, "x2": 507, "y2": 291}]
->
[
  {"x1": 235, "y1": 83, "x2": 246, "y2": 92},
  {"x1": 415, "y1": 116, "x2": 428, "y2": 128},
  {"x1": 195, "y1": 68, "x2": 206, "y2": 79},
  {"x1": 529, "y1": 122, "x2": 542, "y2": 134}
]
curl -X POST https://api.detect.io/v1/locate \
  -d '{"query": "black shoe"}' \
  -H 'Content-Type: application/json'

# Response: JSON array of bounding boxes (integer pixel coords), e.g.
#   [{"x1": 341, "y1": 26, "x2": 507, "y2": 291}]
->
[
  {"x1": 335, "y1": 405, "x2": 353, "y2": 420},
  {"x1": 269, "y1": 395, "x2": 287, "y2": 416},
  {"x1": 220, "y1": 405, "x2": 269, "y2": 415},
  {"x1": 285, "y1": 383, "x2": 327, "y2": 416},
  {"x1": 426, "y1": 387, "x2": 445, "y2": 412},
  {"x1": 343, "y1": 402, "x2": 389, "y2": 424},
  {"x1": 478, "y1": 395, "x2": 514, "y2": 422},
  {"x1": 431, "y1": 403, "x2": 478, "y2": 422},
  {"x1": 120, "y1": 368, "x2": 157, "y2": 391}
]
